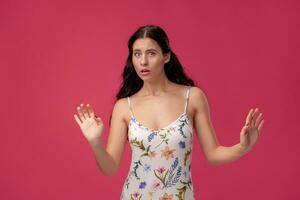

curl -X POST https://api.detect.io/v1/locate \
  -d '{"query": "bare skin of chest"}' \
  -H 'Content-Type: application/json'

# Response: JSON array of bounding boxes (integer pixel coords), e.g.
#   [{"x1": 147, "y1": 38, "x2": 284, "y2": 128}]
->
[{"x1": 126, "y1": 94, "x2": 194, "y2": 130}]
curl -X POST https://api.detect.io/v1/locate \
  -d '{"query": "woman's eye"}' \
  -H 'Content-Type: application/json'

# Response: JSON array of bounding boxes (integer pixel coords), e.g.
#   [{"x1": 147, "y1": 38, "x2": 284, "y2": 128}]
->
[{"x1": 133, "y1": 52, "x2": 155, "y2": 57}]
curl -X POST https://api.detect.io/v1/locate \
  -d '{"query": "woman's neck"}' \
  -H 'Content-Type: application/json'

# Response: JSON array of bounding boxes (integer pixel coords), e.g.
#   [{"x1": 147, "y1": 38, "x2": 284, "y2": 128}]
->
[{"x1": 141, "y1": 78, "x2": 173, "y2": 96}]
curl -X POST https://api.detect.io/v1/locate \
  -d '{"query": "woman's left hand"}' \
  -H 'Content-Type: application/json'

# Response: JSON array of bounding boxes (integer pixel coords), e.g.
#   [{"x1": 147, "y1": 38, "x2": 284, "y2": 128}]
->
[{"x1": 240, "y1": 108, "x2": 264, "y2": 153}]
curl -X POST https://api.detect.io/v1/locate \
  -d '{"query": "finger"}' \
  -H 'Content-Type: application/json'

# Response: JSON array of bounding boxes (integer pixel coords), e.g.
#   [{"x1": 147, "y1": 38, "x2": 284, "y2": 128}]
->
[
  {"x1": 74, "y1": 114, "x2": 82, "y2": 125},
  {"x1": 93, "y1": 115, "x2": 102, "y2": 126},
  {"x1": 77, "y1": 105, "x2": 85, "y2": 120},
  {"x1": 258, "y1": 119, "x2": 264, "y2": 133},
  {"x1": 81, "y1": 104, "x2": 90, "y2": 118},
  {"x1": 254, "y1": 113, "x2": 263, "y2": 127},
  {"x1": 87, "y1": 104, "x2": 95, "y2": 118},
  {"x1": 242, "y1": 124, "x2": 249, "y2": 135},
  {"x1": 245, "y1": 108, "x2": 254, "y2": 126},
  {"x1": 95, "y1": 116, "x2": 102, "y2": 125},
  {"x1": 251, "y1": 108, "x2": 259, "y2": 127}
]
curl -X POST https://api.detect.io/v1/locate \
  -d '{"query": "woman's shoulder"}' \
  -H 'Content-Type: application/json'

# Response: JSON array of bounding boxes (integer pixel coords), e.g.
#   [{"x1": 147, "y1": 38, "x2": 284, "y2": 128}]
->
[
  {"x1": 168, "y1": 83, "x2": 206, "y2": 100},
  {"x1": 189, "y1": 85, "x2": 206, "y2": 96},
  {"x1": 111, "y1": 97, "x2": 131, "y2": 119},
  {"x1": 113, "y1": 97, "x2": 130, "y2": 111},
  {"x1": 173, "y1": 84, "x2": 206, "y2": 96},
  {"x1": 188, "y1": 85, "x2": 209, "y2": 111},
  {"x1": 170, "y1": 84, "x2": 206, "y2": 103}
]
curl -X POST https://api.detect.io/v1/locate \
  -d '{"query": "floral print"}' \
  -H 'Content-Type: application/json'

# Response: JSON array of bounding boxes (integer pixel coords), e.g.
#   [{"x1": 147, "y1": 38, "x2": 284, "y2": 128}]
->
[
  {"x1": 159, "y1": 193, "x2": 174, "y2": 200},
  {"x1": 139, "y1": 181, "x2": 147, "y2": 189},
  {"x1": 120, "y1": 87, "x2": 195, "y2": 200},
  {"x1": 160, "y1": 146, "x2": 176, "y2": 160}
]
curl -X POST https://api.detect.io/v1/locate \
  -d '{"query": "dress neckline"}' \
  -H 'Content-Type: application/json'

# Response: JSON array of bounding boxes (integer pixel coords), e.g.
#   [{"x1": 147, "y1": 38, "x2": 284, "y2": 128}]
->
[{"x1": 130, "y1": 112, "x2": 192, "y2": 133}]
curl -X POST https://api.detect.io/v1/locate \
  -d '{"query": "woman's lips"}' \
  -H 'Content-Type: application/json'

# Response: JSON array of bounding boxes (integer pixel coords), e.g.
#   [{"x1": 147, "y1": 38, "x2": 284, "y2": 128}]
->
[{"x1": 140, "y1": 69, "x2": 150, "y2": 76}]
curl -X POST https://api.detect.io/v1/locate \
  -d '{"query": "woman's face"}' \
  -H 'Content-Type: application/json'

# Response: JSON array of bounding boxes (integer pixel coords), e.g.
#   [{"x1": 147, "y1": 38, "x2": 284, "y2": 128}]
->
[{"x1": 132, "y1": 37, "x2": 170, "y2": 80}]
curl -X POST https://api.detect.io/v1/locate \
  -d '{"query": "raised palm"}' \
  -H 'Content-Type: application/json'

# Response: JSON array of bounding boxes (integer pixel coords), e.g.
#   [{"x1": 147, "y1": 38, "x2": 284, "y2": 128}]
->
[
  {"x1": 240, "y1": 108, "x2": 264, "y2": 152},
  {"x1": 74, "y1": 103, "x2": 104, "y2": 142}
]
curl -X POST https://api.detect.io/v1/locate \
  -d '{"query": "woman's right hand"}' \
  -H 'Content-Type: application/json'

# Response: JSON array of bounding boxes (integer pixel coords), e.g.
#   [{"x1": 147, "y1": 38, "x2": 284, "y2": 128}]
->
[{"x1": 74, "y1": 103, "x2": 104, "y2": 143}]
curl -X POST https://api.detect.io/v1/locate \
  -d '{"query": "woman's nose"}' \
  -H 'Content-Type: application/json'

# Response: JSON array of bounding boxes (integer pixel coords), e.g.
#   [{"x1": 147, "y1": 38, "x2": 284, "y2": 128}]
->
[{"x1": 141, "y1": 54, "x2": 148, "y2": 65}]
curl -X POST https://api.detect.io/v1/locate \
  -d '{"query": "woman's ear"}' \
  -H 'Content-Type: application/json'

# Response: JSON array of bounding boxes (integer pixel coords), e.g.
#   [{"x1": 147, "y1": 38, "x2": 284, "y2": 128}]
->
[{"x1": 164, "y1": 52, "x2": 171, "y2": 64}]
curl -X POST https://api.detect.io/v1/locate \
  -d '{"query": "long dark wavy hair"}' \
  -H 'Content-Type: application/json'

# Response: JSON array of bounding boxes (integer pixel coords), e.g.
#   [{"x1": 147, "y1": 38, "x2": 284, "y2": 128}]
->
[
  {"x1": 116, "y1": 24, "x2": 196, "y2": 100},
  {"x1": 110, "y1": 25, "x2": 197, "y2": 126}
]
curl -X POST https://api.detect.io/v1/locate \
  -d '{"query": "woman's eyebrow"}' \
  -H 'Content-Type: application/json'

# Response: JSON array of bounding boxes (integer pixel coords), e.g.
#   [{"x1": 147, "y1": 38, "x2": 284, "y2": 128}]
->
[{"x1": 133, "y1": 48, "x2": 158, "y2": 52}]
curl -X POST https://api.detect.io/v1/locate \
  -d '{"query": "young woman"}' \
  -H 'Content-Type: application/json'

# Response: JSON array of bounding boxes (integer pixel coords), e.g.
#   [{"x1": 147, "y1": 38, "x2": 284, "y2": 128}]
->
[{"x1": 74, "y1": 25, "x2": 264, "y2": 200}]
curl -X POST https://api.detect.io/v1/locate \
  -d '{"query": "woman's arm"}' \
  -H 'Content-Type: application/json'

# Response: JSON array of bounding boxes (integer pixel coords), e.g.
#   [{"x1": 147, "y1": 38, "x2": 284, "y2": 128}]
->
[
  {"x1": 89, "y1": 137, "x2": 120, "y2": 176},
  {"x1": 74, "y1": 99, "x2": 128, "y2": 176},
  {"x1": 191, "y1": 87, "x2": 263, "y2": 166},
  {"x1": 101, "y1": 99, "x2": 128, "y2": 175}
]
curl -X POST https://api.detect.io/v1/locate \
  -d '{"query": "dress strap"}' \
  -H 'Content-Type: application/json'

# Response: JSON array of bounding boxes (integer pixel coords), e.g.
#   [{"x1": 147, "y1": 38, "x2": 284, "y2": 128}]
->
[
  {"x1": 184, "y1": 86, "x2": 191, "y2": 114},
  {"x1": 127, "y1": 97, "x2": 134, "y2": 117}
]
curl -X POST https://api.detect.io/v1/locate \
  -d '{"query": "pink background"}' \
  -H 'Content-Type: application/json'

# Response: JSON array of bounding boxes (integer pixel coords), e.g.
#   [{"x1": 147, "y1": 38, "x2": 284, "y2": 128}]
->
[{"x1": 1, "y1": 0, "x2": 299, "y2": 199}]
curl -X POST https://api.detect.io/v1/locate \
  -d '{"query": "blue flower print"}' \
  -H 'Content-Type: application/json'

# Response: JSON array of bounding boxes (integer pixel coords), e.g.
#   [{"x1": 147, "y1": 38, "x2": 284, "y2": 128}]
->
[
  {"x1": 139, "y1": 181, "x2": 147, "y2": 189},
  {"x1": 148, "y1": 132, "x2": 156, "y2": 142},
  {"x1": 178, "y1": 141, "x2": 186, "y2": 149},
  {"x1": 143, "y1": 164, "x2": 151, "y2": 172}
]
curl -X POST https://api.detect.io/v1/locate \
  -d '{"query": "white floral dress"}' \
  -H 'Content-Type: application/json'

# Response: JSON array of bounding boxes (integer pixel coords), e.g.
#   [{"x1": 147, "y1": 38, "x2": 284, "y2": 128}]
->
[{"x1": 120, "y1": 86, "x2": 195, "y2": 200}]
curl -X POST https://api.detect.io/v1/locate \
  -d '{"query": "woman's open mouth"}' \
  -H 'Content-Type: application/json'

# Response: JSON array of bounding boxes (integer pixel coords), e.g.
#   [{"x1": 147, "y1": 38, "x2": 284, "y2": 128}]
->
[{"x1": 140, "y1": 69, "x2": 150, "y2": 76}]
